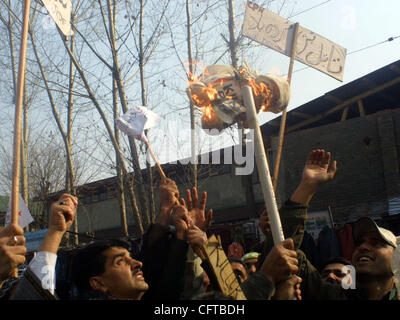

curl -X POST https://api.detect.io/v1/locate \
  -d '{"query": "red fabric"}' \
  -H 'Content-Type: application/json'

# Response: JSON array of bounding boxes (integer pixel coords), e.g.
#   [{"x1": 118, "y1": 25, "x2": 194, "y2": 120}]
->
[
  {"x1": 335, "y1": 223, "x2": 356, "y2": 261},
  {"x1": 227, "y1": 242, "x2": 244, "y2": 259}
]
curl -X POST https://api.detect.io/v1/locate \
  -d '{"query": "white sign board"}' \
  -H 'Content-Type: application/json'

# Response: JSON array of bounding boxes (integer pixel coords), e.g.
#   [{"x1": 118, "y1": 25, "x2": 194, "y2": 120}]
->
[
  {"x1": 42, "y1": 0, "x2": 74, "y2": 36},
  {"x1": 242, "y1": 1, "x2": 346, "y2": 81}
]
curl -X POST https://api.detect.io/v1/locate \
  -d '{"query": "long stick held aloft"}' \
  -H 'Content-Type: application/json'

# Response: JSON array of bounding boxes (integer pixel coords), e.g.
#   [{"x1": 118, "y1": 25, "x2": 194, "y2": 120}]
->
[
  {"x1": 272, "y1": 23, "x2": 300, "y2": 191},
  {"x1": 142, "y1": 135, "x2": 166, "y2": 179},
  {"x1": 11, "y1": 0, "x2": 31, "y2": 225},
  {"x1": 242, "y1": 85, "x2": 285, "y2": 244}
]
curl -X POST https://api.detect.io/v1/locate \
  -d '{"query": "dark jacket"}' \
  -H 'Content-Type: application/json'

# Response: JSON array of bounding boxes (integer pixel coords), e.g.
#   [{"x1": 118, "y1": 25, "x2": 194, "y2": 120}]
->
[{"x1": 140, "y1": 223, "x2": 188, "y2": 300}]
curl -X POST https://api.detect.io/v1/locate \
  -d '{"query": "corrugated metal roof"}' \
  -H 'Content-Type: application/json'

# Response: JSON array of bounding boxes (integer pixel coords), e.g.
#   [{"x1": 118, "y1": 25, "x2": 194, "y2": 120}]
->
[{"x1": 262, "y1": 59, "x2": 400, "y2": 137}]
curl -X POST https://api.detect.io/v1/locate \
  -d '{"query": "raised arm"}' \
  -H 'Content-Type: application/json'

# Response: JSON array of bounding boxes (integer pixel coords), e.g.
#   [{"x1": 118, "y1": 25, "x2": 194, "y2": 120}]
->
[
  {"x1": 290, "y1": 149, "x2": 337, "y2": 205},
  {"x1": 40, "y1": 193, "x2": 78, "y2": 254}
]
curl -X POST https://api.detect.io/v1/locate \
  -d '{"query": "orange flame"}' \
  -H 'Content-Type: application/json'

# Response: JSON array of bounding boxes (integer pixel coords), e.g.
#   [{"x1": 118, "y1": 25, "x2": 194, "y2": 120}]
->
[
  {"x1": 191, "y1": 83, "x2": 218, "y2": 109},
  {"x1": 248, "y1": 78, "x2": 272, "y2": 111}
]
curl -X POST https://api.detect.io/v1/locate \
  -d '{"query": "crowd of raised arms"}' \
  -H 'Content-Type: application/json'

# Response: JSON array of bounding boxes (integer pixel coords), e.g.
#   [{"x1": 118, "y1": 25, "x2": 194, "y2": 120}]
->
[{"x1": 0, "y1": 149, "x2": 398, "y2": 301}]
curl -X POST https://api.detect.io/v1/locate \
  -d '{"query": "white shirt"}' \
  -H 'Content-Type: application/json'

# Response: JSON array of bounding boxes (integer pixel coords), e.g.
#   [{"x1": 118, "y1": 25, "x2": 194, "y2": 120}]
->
[{"x1": 28, "y1": 251, "x2": 57, "y2": 295}]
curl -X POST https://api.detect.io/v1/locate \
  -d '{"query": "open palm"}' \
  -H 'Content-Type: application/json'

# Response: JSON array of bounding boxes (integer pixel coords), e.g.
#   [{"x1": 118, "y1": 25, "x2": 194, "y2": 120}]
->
[
  {"x1": 302, "y1": 150, "x2": 337, "y2": 185},
  {"x1": 180, "y1": 187, "x2": 213, "y2": 232}
]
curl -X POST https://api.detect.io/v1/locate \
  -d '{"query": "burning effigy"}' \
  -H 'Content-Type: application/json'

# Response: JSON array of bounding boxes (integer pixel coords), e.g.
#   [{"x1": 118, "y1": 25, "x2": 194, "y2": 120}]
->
[{"x1": 186, "y1": 64, "x2": 290, "y2": 132}]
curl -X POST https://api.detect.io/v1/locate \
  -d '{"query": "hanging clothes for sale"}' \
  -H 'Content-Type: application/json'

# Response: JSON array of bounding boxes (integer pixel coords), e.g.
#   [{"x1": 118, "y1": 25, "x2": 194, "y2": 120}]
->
[
  {"x1": 317, "y1": 225, "x2": 341, "y2": 270},
  {"x1": 335, "y1": 223, "x2": 356, "y2": 262}
]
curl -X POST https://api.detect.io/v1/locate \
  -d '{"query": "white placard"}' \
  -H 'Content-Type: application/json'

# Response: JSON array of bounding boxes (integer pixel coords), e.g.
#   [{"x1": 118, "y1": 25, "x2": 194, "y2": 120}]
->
[
  {"x1": 242, "y1": 1, "x2": 346, "y2": 81},
  {"x1": 5, "y1": 194, "x2": 34, "y2": 229},
  {"x1": 42, "y1": 0, "x2": 74, "y2": 36}
]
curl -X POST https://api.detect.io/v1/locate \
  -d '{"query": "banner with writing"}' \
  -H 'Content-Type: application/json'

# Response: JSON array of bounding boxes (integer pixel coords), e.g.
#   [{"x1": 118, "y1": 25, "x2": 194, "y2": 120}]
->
[
  {"x1": 242, "y1": 1, "x2": 346, "y2": 81},
  {"x1": 42, "y1": 0, "x2": 74, "y2": 36}
]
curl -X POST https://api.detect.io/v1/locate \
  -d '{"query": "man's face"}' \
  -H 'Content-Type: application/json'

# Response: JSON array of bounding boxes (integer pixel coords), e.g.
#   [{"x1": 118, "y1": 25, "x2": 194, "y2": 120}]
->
[
  {"x1": 352, "y1": 231, "x2": 394, "y2": 278},
  {"x1": 244, "y1": 258, "x2": 258, "y2": 275},
  {"x1": 258, "y1": 209, "x2": 270, "y2": 236},
  {"x1": 92, "y1": 247, "x2": 149, "y2": 300},
  {"x1": 321, "y1": 263, "x2": 347, "y2": 284},
  {"x1": 230, "y1": 262, "x2": 248, "y2": 283}
]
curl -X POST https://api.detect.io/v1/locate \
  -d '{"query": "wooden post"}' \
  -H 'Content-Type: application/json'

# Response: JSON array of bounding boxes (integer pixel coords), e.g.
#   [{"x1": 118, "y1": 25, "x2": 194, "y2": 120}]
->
[
  {"x1": 143, "y1": 136, "x2": 166, "y2": 179},
  {"x1": 272, "y1": 23, "x2": 300, "y2": 191},
  {"x1": 358, "y1": 99, "x2": 366, "y2": 117},
  {"x1": 11, "y1": 0, "x2": 31, "y2": 226}
]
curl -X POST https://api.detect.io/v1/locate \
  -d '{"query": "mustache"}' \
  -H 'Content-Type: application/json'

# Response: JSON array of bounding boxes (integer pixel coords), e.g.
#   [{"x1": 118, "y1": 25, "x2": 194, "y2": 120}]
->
[{"x1": 132, "y1": 267, "x2": 142, "y2": 276}]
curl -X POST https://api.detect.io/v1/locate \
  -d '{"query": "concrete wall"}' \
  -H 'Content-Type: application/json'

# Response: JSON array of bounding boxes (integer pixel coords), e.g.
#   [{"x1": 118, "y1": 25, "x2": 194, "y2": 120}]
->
[{"x1": 270, "y1": 109, "x2": 400, "y2": 224}]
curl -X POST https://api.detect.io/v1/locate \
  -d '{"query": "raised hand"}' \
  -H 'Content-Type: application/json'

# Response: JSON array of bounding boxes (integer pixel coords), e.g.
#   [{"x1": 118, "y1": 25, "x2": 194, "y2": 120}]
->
[
  {"x1": 40, "y1": 193, "x2": 78, "y2": 254},
  {"x1": 186, "y1": 224, "x2": 208, "y2": 260},
  {"x1": 170, "y1": 204, "x2": 191, "y2": 241},
  {"x1": 0, "y1": 224, "x2": 26, "y2": 282},
  {"x1": 180, "y1": 187, "x2": 213, "y2": 232},
  {"x1": 290, "y1": 149, "x2": 338, "y2": 205},
  {"x1": 157, "y1": 178, "x2": 180, "y2": 226},
  {"x1": 49, "y1": 193, "x2": 78, "y2": 233},
  {"x1": 302, "y1": 149, "x2": 337, "y2": 187}
]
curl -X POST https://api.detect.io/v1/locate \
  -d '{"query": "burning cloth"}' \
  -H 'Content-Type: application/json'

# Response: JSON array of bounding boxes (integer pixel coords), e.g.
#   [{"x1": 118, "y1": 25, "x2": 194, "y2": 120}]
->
[{"x1": 186, "y1": 64, "x2": 290, "y2": 132}]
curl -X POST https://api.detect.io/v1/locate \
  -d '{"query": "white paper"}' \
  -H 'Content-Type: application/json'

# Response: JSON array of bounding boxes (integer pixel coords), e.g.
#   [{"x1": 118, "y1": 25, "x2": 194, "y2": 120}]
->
[
  {"x1": 116, "y1": 106, "x2": 161, "y2": 140},
  {"x1": 5, "y1": 194, "x2": 34, "y2": 229}
]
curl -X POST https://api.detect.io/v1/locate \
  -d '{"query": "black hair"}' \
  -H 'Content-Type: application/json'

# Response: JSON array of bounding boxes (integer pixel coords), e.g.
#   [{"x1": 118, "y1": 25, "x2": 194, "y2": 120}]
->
[
  {"x1": 320, "y1": 257, "x2": 352, "y2": 272},
  {"x1": 70, "y1": 239, "x2": 131, "y2": 295}
]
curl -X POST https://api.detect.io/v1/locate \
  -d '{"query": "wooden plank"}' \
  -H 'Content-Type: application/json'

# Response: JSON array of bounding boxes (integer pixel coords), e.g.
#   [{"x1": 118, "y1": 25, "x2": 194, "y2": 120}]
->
[
  {"x1": 202, "y1": 234, "x2": 247, "y2": 300},
  {"x1": 291, "y1": 111, "x2": 313, "y2": 119},
  {"x1": 286, "y1": 76, "x2": 400, "y2": 133},
  {"x1": 340, "y1": 106, "x2": 349, "y2": 121},
  {"x1": 358, "y1": 100, "x2": 365, "y2": 117},
  {"x1": 324, "y1": 94, "x2": 343, "y2": 104}
]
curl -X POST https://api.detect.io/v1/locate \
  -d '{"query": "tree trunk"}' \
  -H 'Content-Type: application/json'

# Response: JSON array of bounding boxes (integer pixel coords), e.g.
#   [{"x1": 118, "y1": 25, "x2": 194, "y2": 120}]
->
[
  {"x1": 57, "y1": 28, "x2": 144, "y2": 236},
  {"x1": 113, "y1": 68, "x2": 129, "y2": 237},
  {"x1": 139, "y1": 0, "x2": 156, "y2": 223},
  {"x1": 227, "y1": 0, "x2": 257, "y2": 218},
  {"x1": 105, "y1": 0, "x2": 150, "y2": 229},
  {"x1": 186, "y1": 0, "x2": 197, "y2": 188}
]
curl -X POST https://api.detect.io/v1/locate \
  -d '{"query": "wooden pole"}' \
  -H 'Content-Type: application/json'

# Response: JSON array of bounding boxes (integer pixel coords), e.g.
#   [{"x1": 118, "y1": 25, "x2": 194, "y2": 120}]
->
[
  {"x1": 142, "y1": 136, "x2": 166, "y2": 179},
  {"x1": 11, "y1": 0, "x2": 31, "y2": 226},
  {"x1": 272, "y1": 22, "x2": 300, "y2": 191},
  {"x1": 242, "y1": 85, "x2": 284, "y2": 244}
]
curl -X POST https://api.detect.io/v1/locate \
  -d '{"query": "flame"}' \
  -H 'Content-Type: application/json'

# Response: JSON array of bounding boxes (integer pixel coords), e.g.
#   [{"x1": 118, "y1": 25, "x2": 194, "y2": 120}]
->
[
  {"x1": 248, "y1": 78, "x2": 272, "y2": 111},
  {"x1": 191, "y1": 83, "x2": 218, "y2": 109},
  {"x1": 188, "y1": 71, "x2": 199, "y2": 83}
]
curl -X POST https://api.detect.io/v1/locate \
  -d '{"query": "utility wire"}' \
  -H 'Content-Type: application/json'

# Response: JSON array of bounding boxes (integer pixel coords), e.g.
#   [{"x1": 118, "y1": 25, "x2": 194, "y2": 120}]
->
[{"x1": 287, "y1": 35, "x2": 400, "y2": 76}]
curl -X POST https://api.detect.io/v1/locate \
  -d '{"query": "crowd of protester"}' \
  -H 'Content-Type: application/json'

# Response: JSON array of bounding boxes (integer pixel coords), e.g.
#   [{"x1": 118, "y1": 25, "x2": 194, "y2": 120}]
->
[{"x1": 0, "y1": 149, "x2": 398, "y2": 300}]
